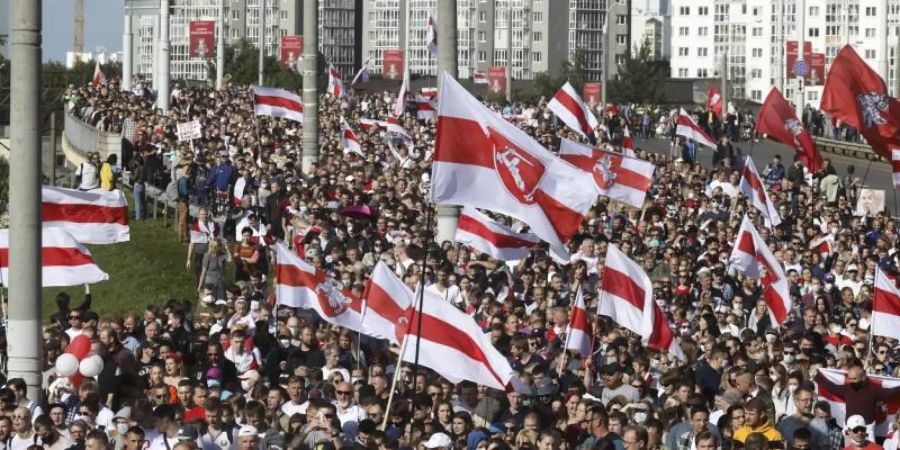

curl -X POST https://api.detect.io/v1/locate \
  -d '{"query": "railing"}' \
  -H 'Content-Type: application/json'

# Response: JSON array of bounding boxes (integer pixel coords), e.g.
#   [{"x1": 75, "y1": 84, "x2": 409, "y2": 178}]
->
[{"x1": 62, "y1": 112, "x2": 123, "y2": 162}]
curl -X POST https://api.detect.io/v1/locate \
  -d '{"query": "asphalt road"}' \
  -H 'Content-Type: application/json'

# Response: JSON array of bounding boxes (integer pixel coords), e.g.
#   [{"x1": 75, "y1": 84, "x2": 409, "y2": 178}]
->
[{"x1": 631, "y1": 134, "x2": 898, "y2": 214}]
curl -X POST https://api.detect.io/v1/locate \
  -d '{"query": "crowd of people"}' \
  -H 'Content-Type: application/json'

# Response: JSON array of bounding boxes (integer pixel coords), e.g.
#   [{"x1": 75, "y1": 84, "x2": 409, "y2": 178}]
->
[{"x1": 22, "y1": 74, "x2": 895, "y2": 450}]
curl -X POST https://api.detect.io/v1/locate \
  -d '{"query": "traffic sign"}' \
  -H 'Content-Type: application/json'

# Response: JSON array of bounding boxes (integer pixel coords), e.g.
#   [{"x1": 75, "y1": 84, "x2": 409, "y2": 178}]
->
[{"x1": 794, "y1": 60, "x2": 809, "y2": 77}]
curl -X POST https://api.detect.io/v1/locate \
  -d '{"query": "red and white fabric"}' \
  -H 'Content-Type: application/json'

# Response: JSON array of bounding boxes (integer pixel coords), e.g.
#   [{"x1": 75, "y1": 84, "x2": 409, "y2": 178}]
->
[
  {"x1": 42, "y1": 187, "x2": 129, "y2": 244},
  {"x1": 359, "y1": 118, "x2": 411, "y2": 139},
  {"x1": 190, "y1": 219, "x2": 220, "y2": 244},
  {"x1": 473, "y1": 71, "x2": 488, "y2": 84},
  {"x1": 362, "y1": 262, "x2": 413, "y2": 345},
  {"x1": 740, "y1": 157, "x2": 782, "y2": 227},
  {"x1": 893, "y1": 149, "x2": 900, "y2": 189},
  {"x1": 432, "y1": 73, "x2": 599, "y2": 261},
  {"x1": 455, "y1": 207, "x2": 540, "y2": 261},
  {"x1": 0, "y1": 228, "x2": 108, "y2": 287},
  {"x1": 233, "y1": 177, "x2": 247, "y2": 206},
  {"x1": 420, "y1": 87, "x2": 438, "y2": 98},
  {"x1": 340, "y1": 118, "x2": 363, "y2": 157},
  {"x1": 327, "y1": 64, "x2": 344, "y2": 98},
  {"x1": 729, "y1": 215, "x2": 791, "y2": 325},
  {"x1": 706, "y1": 86, "x2": 723, "y2": 116},
  {"x1": 597, "y1": 244, "x2": 685, "y2": 360},
  {"x1": 809, "y1": 234, "x2": 835, "y2": 260},
  {"x1": 547, "y1": 82, "x2": 599, "y2": 139},
  {"x1": 559, "y1": 139, "x2": 655, "y2": 209},
  {"x1": 393, "y1": 68, "x2": 410, "y2": 117},
  {"x1": 426, "y1": 14, "x2": 438, "y2": 56},
  {"x1": 275, "y1": 244, "x2": 365, "y2": 332},
  {"x1": 399, "y1": 286, "x2": 518, "y2": 392},
  {"x1": 816, "y1": 368, "x2": 900, "y2": 437},
  {"x1": 351, "y1": 59, "x2": 371, "y2": 85},
  {"x1": 416, "y1": 95, "x2": 437, "y2": 120},
  {"x1": 92, "y1": 61, "x2": 106, "y2": 87},
  {"x1": 873, "y1": 267, "x2": 900, "y2": 341},
  {"x1": 253, "y1": 86, "x2": 304, "y2": 123},
  {"x1": 622, "y1": 127, "x2": 637, "y2": 158},
  {"x1": 564, "y1": 287, "x2": 591, "y2": 357},
  {"x1": 676, "y1": 108, "x2": 717, "y2": 148}
]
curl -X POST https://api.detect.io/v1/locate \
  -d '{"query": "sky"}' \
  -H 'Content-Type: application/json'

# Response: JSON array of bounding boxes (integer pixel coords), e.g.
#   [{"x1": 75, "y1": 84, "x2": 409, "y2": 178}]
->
[{"x1": 1, "y1": 0, "x2": 125, "y2": 62}]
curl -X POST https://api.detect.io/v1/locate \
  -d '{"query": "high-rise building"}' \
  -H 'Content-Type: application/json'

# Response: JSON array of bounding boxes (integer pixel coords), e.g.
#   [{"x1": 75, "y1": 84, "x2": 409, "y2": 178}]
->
[{"x1": 630, "y1": 0, "x2": 671, "y2": 60}]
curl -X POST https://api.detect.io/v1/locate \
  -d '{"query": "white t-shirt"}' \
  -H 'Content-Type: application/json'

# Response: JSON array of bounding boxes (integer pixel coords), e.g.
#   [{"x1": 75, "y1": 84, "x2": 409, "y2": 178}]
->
[
  {"x1": 8, "y1": 433, "x2": 41, "y2": 450},
  {"x1": 198, "y1": 429, "x2": 232, "y2": 450},
  {"x1": 77, "y1": 162, "x2": 99, "y2": 190},
  {"x1": 148, "y1": 434, "x2": 180, "y2": 450},
  {"x1": 282, "y1": 401, "x2": 309, "y2": 417},
  {"x1": 335, "y1": 403, "x2": 368, "y2": 426},
  {"x1": 426, "y1": 283, "x2": 462, "y2": 305}
]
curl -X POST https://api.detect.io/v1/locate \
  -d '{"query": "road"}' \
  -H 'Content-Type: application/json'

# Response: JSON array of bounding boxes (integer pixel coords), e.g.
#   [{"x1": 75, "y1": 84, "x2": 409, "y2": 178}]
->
[{"x1": 632, "y1": 135, "x2": 898, "y2": 214}]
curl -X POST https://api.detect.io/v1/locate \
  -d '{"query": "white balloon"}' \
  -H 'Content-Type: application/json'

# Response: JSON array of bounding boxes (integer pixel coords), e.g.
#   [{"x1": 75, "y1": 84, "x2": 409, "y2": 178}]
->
[
  {"x1": 78, "y1": 353, "x2": 104, "y2": 378},
  {"x1": 55, "y1": 353, "x2": 79, "y2": 377}
]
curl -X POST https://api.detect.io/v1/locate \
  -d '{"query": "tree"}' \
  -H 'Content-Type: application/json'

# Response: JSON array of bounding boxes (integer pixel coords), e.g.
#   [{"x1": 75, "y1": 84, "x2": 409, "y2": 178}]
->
[
  {"x1": 207, "y1": 39, "x2": 325, "y2": 91},
  {"x1": 607, "y1": 39, "x2": 668, "y2": 105},
  {"x1": 518, "y1": 49, "x2": 591, "y2": 103}
]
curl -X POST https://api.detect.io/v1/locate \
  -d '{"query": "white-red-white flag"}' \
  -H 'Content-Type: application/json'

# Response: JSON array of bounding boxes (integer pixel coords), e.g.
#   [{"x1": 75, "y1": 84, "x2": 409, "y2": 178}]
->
[
  {"x1": 327, "y1": 63, "x2": 345, "y2": 98},
  {"x1": 275, "y1": 244, "x2": 365, "y2": 332},
  {"x1": 42, "y1": 187, "x2": 129, "y2": 244},
  {"x1": 190, "y1": 219, "x2": 220, "y2": 244},
  {"x1": 426, "y1": 14, "x2": 438, "y2": 57},
  {"x1": 740, "y1": 157, "x2": 782, "y2": 227},
  {"x1": 363, "y1": 262, "x2": 413, "y2": 345},
  {"x1": 559, "y1": 138, "x2": 654, "y2": 209},
  {"x1": 565, "y1": 287, "x2": 591, "y2": 357},
  {"x1": 548, "y1": 82, "x2": 599, "y2": 139},
  {"x1": 728, "y1": 215, "x2": 791, "y2": 324},
  {"x1": 351, "y1": 59, "x2": 371, "y2": 85},
  {"x1": 597, "y1": 244, "x2": 685, "y2": 360},
  {"x1": 253, "y1": 86, "x2": 304, "y2": 123},
  {"x1": 893, "y1": 149, "x2": 900, "y2": 189},
  {"x1": 233, "y1": 177, "x2": 247, "y2": 206},
  {"x1": 676, "y1": 108, "x2": 717, "y2": 148},
  {"x1": 622, "y1": 126, "x2": 637, "y2": 158},
  {"x1": 393, "y1": 68, "x2": 410, "y2": 117},
  {"x1": 809, "y1": 233, "x2": 835, "y2": 260},
  {"x1": 92, "y1": 61, "x2": 106, "y2": 87},
  {"x1": 400, "y1": 286, "x2": 519, "y2": 391},
  {"x1": 816, "y1": 368, "x2": 900, "y2": 437},
  {"x1": 0, "y1": 228, "x2": 108, "y2": 287},
  {"x1": 473, "y1": 71, "x2": 488, "y2": 85},
  {"x1": 340, "y1": 117, "x2": 363, "y2": 157},
  {"x1": 455, "y1": 207, "x2": 540, "y2": 261},
  {"x1": 416, "y1": 94, "x2": 437, "y2": 120},
  {"x1": 873, "y1": 267, "x2": 900, "y2": 341},
  {"x1": 432, "y1": 73, "x2": 599, "y2": 261}
]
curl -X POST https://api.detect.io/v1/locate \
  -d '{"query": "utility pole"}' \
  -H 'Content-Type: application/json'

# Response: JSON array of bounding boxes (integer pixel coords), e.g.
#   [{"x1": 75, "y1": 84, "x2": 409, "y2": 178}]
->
[
  {"x1": 49, "y1": 111, "x2": 57, "y2": 186},
  {"x1": 74, "y1": 0, "x2": 85, "y2": 53},
  {"x1": 775, "y1": 0, "x2": 783, "y2": 94},
  {"x1": 601, "y1": 1, "x2": 612, "y2": 108},
  {"x1": 258, "y1": 0, "x2": 265, "y2": 86},
  {"x1": 505, "y1": 0, "x2": 512, "y2": 103},
  {"x1": 158, "y1": 0, "x2": 171, "y2": 112},
  {"x1": 301, "y1": 0, "x2": 318, "y2": 173},
  {"x1": 879, "y1": 0, "x2": 889, "y2": 82},
  {"x1": 217, "y1": 0, "x2": 225, "y2": 89},
  {"x1": 721, "y1": 21, "x2": 728, "y2": 118},
  {"x1": 895, "y1": 25, "x2": 900, "y2": 97},
  {"x1": 152, "y1": 14, "x2": 160, "y2": 90},
  {"x1": 435, "y1": 0, "x2": 459, "y2": 245},
  {"x1": 9, "y1": 0, "x2": 44, "y2": 401},
  {"x1": 122, "y1": 7, "x2": 132, "y2": 92},
  {"x1": 795, "y1": 0, "x2": 805, "y2": 119}
]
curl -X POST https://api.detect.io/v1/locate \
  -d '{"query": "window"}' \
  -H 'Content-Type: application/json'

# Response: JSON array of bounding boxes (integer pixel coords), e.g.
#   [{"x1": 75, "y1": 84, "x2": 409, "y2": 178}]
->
[
  {"x1": 617, "y1": 34, "x2": 627, "y2": 45},
  {"x1": 697, "y1": 27, "x2": 708, "y2": 36},
  {"x1": 533, "y1": 31, "x2": 542, "y2": 42},
  {"x1": 698, "y1": 48, "x2": 708, "y2": 56},
  {"x1": 751, "y1": 68, "x2": 762, "y2": 78},
  {"x1": 533, "y1": 12, "x2": 543, "y2": 22},
  {"x1": 752, "y1": 48, "x2": 763, "y2": 57},
  {"x1": 865, "y1": 49, "x2": 876, "y2": 59},
  {"x1": 478, "y1": 31, "x2": 486, "y2": 42},
  {"x1": 808, "y1": 28, "x2": 819, "y2": 37},
  {"x1": 679, "y1": 47, "x2": 689, "y2": 56},
  {"x1": 678, "y1": 68, "x2": 689, "y2": 77},
  {"x1": 280, "y1": 10, "x2": 287, "y2": 20},
  {"x1": 533, "y1": 52, "x2": 542, "y2": 62},
  {"x1": 698, "y1": 6, "x2": 708, "y2": 15},
  {"x1": 866, "y1": 28, "x2": 876, "y2": 37},
  {"x1": 751, "y1": 90, "x2": 762, "y2": 101},
  {"x1": 617, "y1": 15, "x2": 627, "y2": 25},
  {"x1": 809, "y1": 6, "x2": 819, "y2": 16},
  {"x1": 231, "y1": 10, "x2": 239, "y2": 20},
  {"x1": 679, "y1": 26, "x2": 689, "y2": 36},
  {"x1": 679, "y1": 6, "x2": 690, "y2": 14},
  {"x1": 865, "y1": 6, "x2": 876, "y2": 15},
  {"x1": 808, "y1": 91, "x2": 818, "y2": 100},
  {"x1": 697, "y1": 68, "x2": 708, "y2": 77},
  {"x1": 478, "y1": 51, "x2": 486, "y2": 62},
  {"x1": 479, "y1": 11, "x2": 486, "y2": 23}
]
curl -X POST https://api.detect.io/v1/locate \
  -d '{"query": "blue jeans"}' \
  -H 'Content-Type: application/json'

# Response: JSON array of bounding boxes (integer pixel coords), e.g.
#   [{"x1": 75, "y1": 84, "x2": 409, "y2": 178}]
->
[{"x1": 133, "y1": 182, "x2": 145, "y2": 220}]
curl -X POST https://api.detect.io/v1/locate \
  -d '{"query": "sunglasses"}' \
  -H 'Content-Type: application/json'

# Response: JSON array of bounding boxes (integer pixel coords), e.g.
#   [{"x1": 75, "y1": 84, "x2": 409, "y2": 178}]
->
[{"x1": 336, "y1": 390, "x2": 352, "y2": 395}]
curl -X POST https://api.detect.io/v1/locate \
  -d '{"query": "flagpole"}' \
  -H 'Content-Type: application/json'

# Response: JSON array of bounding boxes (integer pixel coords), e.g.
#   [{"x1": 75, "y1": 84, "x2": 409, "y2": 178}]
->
[
  {"x1": 409, "y1": 206, "x2": 432, "y2": 436},
  {"x1": 585, "y1": 315, "x2": 600, "y2": 389},
  {"x1": 558, "y1": 281, "x2": 582, "y2": 377},
  {"x1": 381, "y1": 334, "x2": 409, "y2": 431}
]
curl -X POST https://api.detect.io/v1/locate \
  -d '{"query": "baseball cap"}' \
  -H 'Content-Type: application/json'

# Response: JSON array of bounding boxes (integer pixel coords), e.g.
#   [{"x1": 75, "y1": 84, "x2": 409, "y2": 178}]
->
[
  {"x1": 423, "y1": 432, "x2": 452, "y2": 449},
  {"x1": 845, "y1": 415, "x2": 866, "y2": 432},
  {"x1": 238, "y1": 425, "x2": 259, "y2": 437},
  {"x1": 176, "y1": 425, "x2": 199, "y2": 441}
]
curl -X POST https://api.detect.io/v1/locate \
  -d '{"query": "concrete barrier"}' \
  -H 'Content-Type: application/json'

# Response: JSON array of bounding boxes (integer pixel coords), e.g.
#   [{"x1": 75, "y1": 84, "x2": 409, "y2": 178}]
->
[{"x1": 814, "y1": 137, "x2": 884, "y2": 162}]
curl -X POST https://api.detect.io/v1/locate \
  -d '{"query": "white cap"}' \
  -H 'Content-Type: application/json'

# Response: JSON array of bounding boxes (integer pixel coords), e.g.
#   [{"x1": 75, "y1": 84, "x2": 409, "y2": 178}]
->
[
  {"x1": 423, "y1": 432, "x2": 452, "y2": 448},
  {"x1": 238, "y1": 425, "x2": 259, "y2": 437},
  {"x1": 845, "y1": 415, "x2": 867, "y2": 432}
]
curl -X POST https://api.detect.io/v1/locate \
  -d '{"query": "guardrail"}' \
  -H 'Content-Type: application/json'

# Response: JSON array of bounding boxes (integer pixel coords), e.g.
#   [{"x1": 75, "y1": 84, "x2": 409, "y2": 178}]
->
[
  {"x1": 63, "y1": 112, "x2": 123, "y2": 162},
  {"x1": 813, "y1": 137, "x2": 883, "y2": 162}
]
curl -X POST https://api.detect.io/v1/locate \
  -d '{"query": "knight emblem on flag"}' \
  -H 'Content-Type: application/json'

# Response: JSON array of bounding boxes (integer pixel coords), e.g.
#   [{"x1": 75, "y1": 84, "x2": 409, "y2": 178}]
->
[
  {"x1": 593, "y1": 154, "x2": 619, "y2": 189},
  {"x1": 858, "y1": 92, "x2": 889, "y2": 128},
  {"x1": 316, "y1": 277, "x2": 352, "y2": 317},
  {"x1": 489, "y1": 130, "x2": 546, "y2": 205}
]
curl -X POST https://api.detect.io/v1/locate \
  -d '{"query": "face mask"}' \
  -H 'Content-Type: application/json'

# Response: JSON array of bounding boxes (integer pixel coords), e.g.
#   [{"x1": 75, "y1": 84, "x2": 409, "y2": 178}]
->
[
  {"x1": 241, "y1": 379, "x2": 253, "y2": 391},
  {"x1": 116, "y1": 423, "x2": 129, "y2": 435},
  {"x1": 279, "y1": 339, "x2": 291, "y2": 349},
  {"x1": 633, "y1": 412, "x2": 648, "y2": 424},
  {"x1": 783, "y1": 354, "x2": 795, "y2": 364}
]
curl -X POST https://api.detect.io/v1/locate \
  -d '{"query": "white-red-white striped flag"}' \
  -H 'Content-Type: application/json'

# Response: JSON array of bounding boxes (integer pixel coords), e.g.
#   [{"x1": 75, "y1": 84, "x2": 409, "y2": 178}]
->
[
  {"x1": 340, "y1": 117, "x2": 363, "y2": 157},
  {"x1": 233, "y1": 177, "x2": 247, "y2": 206},
  {"x1": 740, "y1": 157, "x2": 782, "y2": 227},
  {"x1": 893, "y1": 149, "x2": 900, "y2": 189},
  {"x1": 327, "y1": 63, "x2": 344, "y2": 98},
  {"x1": 275, "y1": 244, "x2": 365, "y2": 332},
  {"x1": 432, "y1": 73, "x2": 599, "y2": 261},
  {"x1": 809, "y1": 233, "x2": 835, "y2": 260},
  {"x1": 190, "y1": 219, "x2": 219, "y2": 244},
  {"x1": 559, "y1": 139, "x2": 655, "y2": 209},
  {"x1": 816, "y1": 368, "x2": 900, "y2": 437},
  {"x1": 253, "y1": 86, "x2": 304, "y2": 123},
  {"x1": 873, "y1": 267, "x2": 900, "y2": 341},
  {"x1": 362, "y1": 262, "x2": 413, "y2": 345},
  {"x1": 565, "y1": 287, "x2": 591, "y2": 357},
  {"x1": 351, "y1": 59, "x2": 371, "y2": 85},
  {"x1": 622, "y1": 126, "x2": 637, "y2": 158},
  {"x1": 676, "y1": 108, "x2": 717, "y2": 148},
  {"x1": 426, "y1": 14, "x2": 438, "y2": 57},
  {"x1": 597, "y1": 244, "x2": 685, "y2": 360},
  {"x1": 473, "y1": 71, "x2": 488, "y2": 85},
  {"x1": 548, "y1": 82, "x2": 599, "y2": 140},
  {"x1": 393, "y1": 68, "x2": 410, "y2": 117},
  {"x1": 42, "y1": 187, "x2": 129, "y2": 244},
  {"x1": 0, "y1": 228, "x2": 108, "y2": 287},
  {"x1": 358, "y1": 118, "x2": 411, "y2": 139},
  {"x1": 455, "y1": 207, "x2": 540, "y2": 261},
  {"x1": 92, "y1": 61, "x2": 106, "y2": 87},
  {"x1": 728, "y1": 215, "x2": 791, "y2": 324},
  {"x1": 416, "y1": 94, "x2": 437, "y2": 120}
]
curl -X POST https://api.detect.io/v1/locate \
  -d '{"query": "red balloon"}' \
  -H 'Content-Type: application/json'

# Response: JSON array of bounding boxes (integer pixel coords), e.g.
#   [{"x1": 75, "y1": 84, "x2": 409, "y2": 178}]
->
[
  {"x1": 65, "y1": 335, "x2": 92, "y2": 360},
  {"x1": 69, "y1": 372, "x2": 84, "y2": 388}
]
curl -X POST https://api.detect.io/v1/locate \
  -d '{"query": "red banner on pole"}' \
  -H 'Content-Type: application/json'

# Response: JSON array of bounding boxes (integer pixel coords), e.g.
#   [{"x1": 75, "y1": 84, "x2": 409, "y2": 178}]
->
[
  {"x1": 786, "y1": 41, "x2": 812, "y2": 78},
  {"x1": 808, "y1": 53, "x2": 825, "y2": 86},
  {"x1": 383, "y1": 50, "x2": 404, "y2": 80},
  {"x1": 583, "y1": 83, "x2": 601, "y2": 106},
  {"x1": 189, "y1": 21, "x2": 215, "y2": 58},
  {"x1": 487, "y1": 66, "x2": 506, "y2": 95},
  {"x1": 280, "y1": 35, "x2": 303, "y2": 68}
]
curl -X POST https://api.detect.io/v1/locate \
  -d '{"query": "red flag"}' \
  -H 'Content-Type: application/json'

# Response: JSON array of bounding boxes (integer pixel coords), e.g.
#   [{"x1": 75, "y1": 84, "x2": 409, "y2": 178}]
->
[
  {"x1": 757, "y1": 88, "x2": 822, "y2": 172},
  {"x1": 706, "y1": 86, "x2": 723, "y2": 116},
  {"x1": 821, "y1": 45, "x2": 900, "y2": 159}
]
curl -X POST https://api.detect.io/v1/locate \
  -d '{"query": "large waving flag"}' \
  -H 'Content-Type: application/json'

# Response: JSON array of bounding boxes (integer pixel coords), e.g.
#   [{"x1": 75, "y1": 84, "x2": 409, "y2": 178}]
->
[
  {"x1": 393, "y1": 68, "x2": 410, "y2": 117},
  {"x1": 873, "y1": 267, "x2": 900, "y2": 341},
  {"x1": 416, "y1": 95, "x2": 437, "y2": 120},
  {"x1": 740, "y1": 157, "x2": 782, "y2": 227},
  {"x1": 676, "y1": 109, "x2": 717, "y2": 148},
  {"x1": 432, "y1": 73, "x2": 599, "y2": 261},
  {"x1": 426, "y1": 14, "x2": 438, "y2": 57},
  {"x1": 42, "y1": 187, "x2": 129, "y2": 244},
  {"x1": 340, "y1": 118, "x2": 363, "y2": 157},
  {"x1": 622, "y1": 126, "x2": 637, "y2": 158},
  {"x1": 363, "y1": 262, "x2": 413, "y2": 345},
  {"x1": 455, "y1": 207, "x2": 540, "y2": 261},
  {"x1": 253, "y1": 86, "x2": 304, "y2": 123},
  {"x1": 728, "y1": 215, "x2": 791, "y2": 324},
  {"x1": 706, "y1": 86, "x2": 723, "y2": 116},
  {"x1": 0, "y1": 228, "x2": 108, "y2": 287},
  {"x1": 757, "y1": 88, "x2": 822, "y2": 172},
  {"x1": 275, "y1": 244, "x2": 364, "y2": 332},
  {"x1": 597, "y1": 244, "x2": 685, "y2": 360},
  {"x1": 548, "y1": 82, "x2": 599, "y2": 139},
  {"x1": 559, "y1": 139, "x2": 654, "y2": 208},
  {"x1": 565, "y1": 287, "x2": 591, "y2": 357},
  {"x1": 816, "y1": 368, "x2": 900, "y2": 437}
]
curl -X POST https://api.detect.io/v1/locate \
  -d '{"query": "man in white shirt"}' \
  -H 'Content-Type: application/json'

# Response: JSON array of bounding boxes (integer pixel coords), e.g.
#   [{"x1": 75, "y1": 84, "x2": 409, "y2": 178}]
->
[
  {"x1": 281, "y1": 376, "x2": 309, "y2": 418},
  {"x1": 76, "y1": 153, "x2": 100, "y2": 191},
  {"x1": 147, "y1": 405, "x2": 180, "y2": 450},
  {"x1": 333, "y1": 381, "x2": 367, "y2": 427},
  {"x1": 569, "y1": 238, "x2": 599, "y2": 275},
  {"x1": 426, "y1": 264, "x2": 462, "y2": 305}
]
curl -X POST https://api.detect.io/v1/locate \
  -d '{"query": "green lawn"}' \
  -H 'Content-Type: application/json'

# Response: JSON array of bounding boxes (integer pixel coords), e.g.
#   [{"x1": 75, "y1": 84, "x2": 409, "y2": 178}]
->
[{"x1": 41, "y1": 213, "x2": 197, "y2": 320}]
